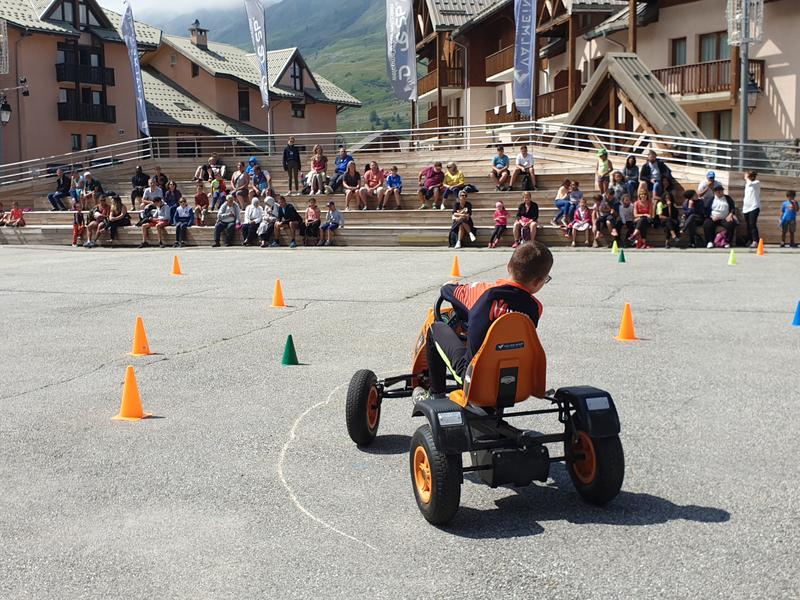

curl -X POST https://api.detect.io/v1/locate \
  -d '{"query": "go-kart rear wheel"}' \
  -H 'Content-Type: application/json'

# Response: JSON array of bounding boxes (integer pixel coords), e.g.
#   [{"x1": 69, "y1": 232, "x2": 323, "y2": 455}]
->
[
  {"x1": 409, "y1": 424, "x2": 461, "y2": 525},
  {"x1": 346, "y1": 369, "x2": 381, "y2": 446},
  {"x1": 565, "y1": 425, "x2": 624, "y2": 505}
]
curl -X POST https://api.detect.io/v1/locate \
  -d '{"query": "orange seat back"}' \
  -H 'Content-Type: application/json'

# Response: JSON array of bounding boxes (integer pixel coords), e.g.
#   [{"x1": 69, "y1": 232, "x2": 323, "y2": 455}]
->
[{"x1": 459, "y1": 312, "x2": 546, "y2": 408}]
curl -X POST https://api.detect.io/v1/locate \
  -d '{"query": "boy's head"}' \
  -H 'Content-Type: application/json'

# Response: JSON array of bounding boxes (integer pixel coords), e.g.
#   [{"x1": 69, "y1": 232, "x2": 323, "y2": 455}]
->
[
  {"x1": 747, "y1": 170, "x2": 757, "y2": 180},
  {"x1": 391, "y1": 165, "x2": 398, "y2": 173},
  {"x1": 196, "y1": 183, "x2": 204, "y2": 192},
  {"x1": 496, "y1": 145, "x2": 505, "y2": 155},
  {"x1": 328, "y1": 200, "x2": 335, "y2": 210},
  {"x1": 622, "y1": 194, "x2": 632, "y2": 206},
  {"x1": 787, "y1": 190, "x2": 796, "y2": 200},
  {"x1": 507, "y1": 242, "x2": 553, "y2": 294},
  {"x1": 309, "y1": 197, "x2": 317, "y2": 207}
]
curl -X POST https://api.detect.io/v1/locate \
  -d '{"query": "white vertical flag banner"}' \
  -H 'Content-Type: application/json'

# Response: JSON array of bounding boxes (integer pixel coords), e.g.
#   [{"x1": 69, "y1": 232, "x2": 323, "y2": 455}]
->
[
  {"x1": 244, "y1": 0, "x2": 270, "y2": 109},
  {"x1": 121, "y1": 0, "x2": 149, "y2": 136},
  {"x1": 513, "y1": 0, "x2": 536, "y2": 117},
  {"x1": 386, "y1": 0, "x2": 417, "y2": 101}
]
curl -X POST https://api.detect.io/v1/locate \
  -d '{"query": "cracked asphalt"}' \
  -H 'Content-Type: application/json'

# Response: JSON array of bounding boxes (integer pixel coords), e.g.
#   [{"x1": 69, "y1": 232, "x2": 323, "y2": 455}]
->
[{"x1": 1, "y1": 245, "x2": 798, "y2": 599}]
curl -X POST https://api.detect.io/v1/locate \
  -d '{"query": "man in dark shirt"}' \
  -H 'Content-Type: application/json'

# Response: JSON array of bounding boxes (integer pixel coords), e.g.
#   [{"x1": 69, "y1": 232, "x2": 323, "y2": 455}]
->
[
  {"x1": 130, "y1": 165, "x2": 149, "y2": 210},
  {"x1": 425, "y1": 242, "x2": 553, "y2": 397},
  {"x1": 48, "y1": 168, "x2": 71, "y2": 211},
  {"x1": 282, "y1": 136, "x2": 302, "y2": 195},
  {"x1": 512, "y1": 191, "x2": 540, "y2": 247},
  {"x1": 274, "y1": 195, "x2": 302, "y2": 248}
]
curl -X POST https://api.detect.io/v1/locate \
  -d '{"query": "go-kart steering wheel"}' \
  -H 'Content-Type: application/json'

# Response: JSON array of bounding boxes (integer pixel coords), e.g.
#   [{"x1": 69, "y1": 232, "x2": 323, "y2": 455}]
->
[{"x1": 434, "y1": 296, "x2": 468, "y2": 341}]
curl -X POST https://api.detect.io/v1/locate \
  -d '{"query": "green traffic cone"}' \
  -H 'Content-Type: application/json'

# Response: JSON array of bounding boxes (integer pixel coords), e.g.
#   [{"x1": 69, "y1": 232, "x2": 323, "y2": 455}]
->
[
  {"x1": 281, "y1": 334, "x2": 299, "y2": 365},
  {"x1": 728, "y1": 249, "x2": 737, "y2": 266},
  {"x1": 611, "y1": 239, "x2": 619, "y2": 255},
  {"x1": 617, "y1": 248, "x2": 626, "y2": 263}
]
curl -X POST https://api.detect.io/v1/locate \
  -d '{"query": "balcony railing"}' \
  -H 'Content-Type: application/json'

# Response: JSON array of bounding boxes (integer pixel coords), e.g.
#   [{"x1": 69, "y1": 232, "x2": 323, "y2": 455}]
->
[
  {"x1": 57, "y1": 102, "x2": 117, "y2": 123},
  {"x1": 418, "y1": 67, "x2": 464, "y2": 95},
  {"x1": 653, "y1": 59, "x2": 765, "y2": 96},
  {"x1": 56, "y1": 63, "x2": 115, "y2": 86},
  {"x1": 485, "y1": 45, "x2": 514, "y2": 79},
  {"x1": 486, "y1": 103, "x2": 526, "y2": 125},
  {"x1": 536, "y1": 86, "x2": 583, "y2": 118}
]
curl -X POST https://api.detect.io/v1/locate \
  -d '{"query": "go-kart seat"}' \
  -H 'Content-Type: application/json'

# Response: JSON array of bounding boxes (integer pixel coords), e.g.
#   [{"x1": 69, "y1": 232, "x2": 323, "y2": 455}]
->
[{"x1": 449, "y1": 312, "x2": 546, "y2": 409}]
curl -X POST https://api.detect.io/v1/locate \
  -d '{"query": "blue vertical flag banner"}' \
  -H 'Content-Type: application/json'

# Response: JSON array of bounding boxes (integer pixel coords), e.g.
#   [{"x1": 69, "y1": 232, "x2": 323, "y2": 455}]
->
[
  {"x1": 121, "y1": 0, "x2": 149, "y2": 136},
  {"x1": 244, "y1": 0, "x2": 270, "y2": 109},
  {"x1": 386, "y1": 0, "x2": 417, "y2": 102},
  {"x1": 513, "y1": 0, "x2": 537, "y2": 117}
]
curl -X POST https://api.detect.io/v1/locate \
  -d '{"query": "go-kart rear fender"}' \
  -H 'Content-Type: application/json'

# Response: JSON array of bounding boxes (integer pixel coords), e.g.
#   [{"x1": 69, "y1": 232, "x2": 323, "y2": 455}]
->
[
  {"x1": 554, "y1": 386, "x2": 620, "y2": 438},
  {"x1": 412, "y1": 397, "x2": 469, "y2": 456}
]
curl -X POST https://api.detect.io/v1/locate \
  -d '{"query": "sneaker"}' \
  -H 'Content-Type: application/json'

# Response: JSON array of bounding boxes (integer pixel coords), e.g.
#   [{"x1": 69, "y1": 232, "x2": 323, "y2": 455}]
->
[
  {"x1": 706, "y1": 242, "x2": 714, "y2": 249},
  {"x1": 749, "y1": 241, "x2": 758, "y2": 248},
  {"x1": 137, "y1": 242, "x2": 148, "y2": 249},
  {"x1": 361, "y1": 206, "x2": 367, "y2": 211},
  {"x1": 468, "y1": 231, "x2": 476, "y2": 242},
  {"x1": 570, "y1": 241, "x2": 576, "y2": 247},
  {"x1": 71, "y1": 243, "x2": 77, "y2": 247},
  {"x1": 780, "y1": 242, "x2": 786, "y2": 248},
  {"x1": 439, "y1": 203, "x2": 446, "y2": 211},
  {"x1": 791, "y1": 243, "x2": 798, "y2": 248},
  {"x1": 290, "y1": 240, "x2": 297, "y2": 248},
  {"x1": 159, "y1": 242, "x2": 165, "y2": 248},
  {"x1": 511, "y1": 241, "x2": 520, "y2": 249},
  {"x1": 723, "y1": 243, "x2": 730, "y2": 249},
  {"x1": 212, "y1": 242, "x2": 220, "y2": 247},
  {"x1": 270, "y1": 241, "x2": 279, "y2": 247},
  {"x1": 418, "y1": 204, "x2": 428, "y2": 210},
  {"x1": 317, "y1": 239, "x2": 325, "y2": 246},
  {"x1": 454, "y1": 240, "x2": 461, "y2": 249},
  {"x1": 173, "y1": 242, "x2": 180, "y2": 248}
]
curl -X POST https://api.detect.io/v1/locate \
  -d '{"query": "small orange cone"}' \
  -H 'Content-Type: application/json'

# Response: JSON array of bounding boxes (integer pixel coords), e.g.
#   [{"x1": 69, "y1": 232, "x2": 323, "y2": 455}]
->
[
  {"x1": 756, "y1": 239, "x2": 765, "y2": 256},
  {"x1": 112, "y1": 366, "x2": 152, "y2": 421},
  {"x1": 450, "y1": 256, "x2": 461, "y2": 278},
  {"x1": 271, "y1": 278, "x2": 286, "y2": 308},
  {"x1": 129, "y1": 316, "x2": 152, "y2": 356},
  {"x1": 615, "y1": 303, "x2": 639, "y2": 341},
  {"x1": 172, "y1": 255, "x2": 182, "y2": 275}
]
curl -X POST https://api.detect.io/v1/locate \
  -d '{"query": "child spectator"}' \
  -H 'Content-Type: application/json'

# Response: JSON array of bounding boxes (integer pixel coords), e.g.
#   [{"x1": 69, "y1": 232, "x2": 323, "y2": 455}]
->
[
  {"x1": 211, "y1": 173, "x2": 227, "y2": 210},
  {"x1": 780, "y1": 190, "x2": 798, "y2": 248},
  {"x1": 71, "y1": 201, "x2": 86, "y2": 246},
  {"x1": 194, "y1": 183, "x2": 209, "y2": 226},
  {"x1": 742, "y1": 170, "x2": 762, "y2": 248},
  {"x1": 595, "y1": 149, "x2": 613, "y2": 194},
  {"x1": 592, "y1": 193, "x2": 619, "y2": 248},
  {"x1": 567, "y1": 180, "x2": 583, "y2": 223},
  {"x1": 310, "y1": 144, "x2": 327, "y2": 195},
  {"x1": 342, "y1": 162, "x2": 363, "y2": 211},
  {"x1": 320, "y1": 200, "x2": 344, "y2": 246},
  {"x1": 610, "y1": 171, "x2": 626, "y2": 201},
  {"x1": 571, "y1": 197, "x2": 592, "y2": 247},
  {"x1": 629, "y1": 190, "x2": 654, "y2": 249},
  {"x1": 282, "y1": 136, "x2": 301, "y2": 195},
  {"x1": 619, "y1": 193, "x2": 635, "y2": 243},
  {"x1": 5, "y1": 202, "x2": 27, "y2": 227},
  {"x1": 489, "y1": 201, "x2": 509, "y2": 248},
  {"x1": 173, "y1": 197, "x2": 194, "y2": 247},
  {"x1": 489, "y1": 146, "x2": 511, "y2": 191},
  {"x1": 304, "y1": 197, "x2": 321, "y2": 245},
  {"x1": 657, "y1": 193, "x2": 681, "y2": 248},
  {"x1": 383, "y1": 166, "x2": 402, "y2": 210}
]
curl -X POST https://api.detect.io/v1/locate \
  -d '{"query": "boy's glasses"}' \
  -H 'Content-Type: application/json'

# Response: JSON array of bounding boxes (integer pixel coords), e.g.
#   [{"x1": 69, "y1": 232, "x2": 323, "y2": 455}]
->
[{"x1": 543, "y1": 275, "x2": 552, "y2": 285}]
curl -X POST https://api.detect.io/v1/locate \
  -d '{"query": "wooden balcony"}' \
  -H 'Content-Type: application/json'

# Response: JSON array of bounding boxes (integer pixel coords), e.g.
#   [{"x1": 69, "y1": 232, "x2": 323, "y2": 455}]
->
[
  {"x1": 418, "y1": 67, "x2": 464, "y2": 96},
  {"x1": 536, "y1": 86, "x2": 578, "y2": 118},
  {"x1": 57, "y1": 102, "x2": 116, "y2": 123},
  {"x1": 485, "y1": 45, "x2": 514, "y2": 79},
  {"x1": 486, "y1": 103, "x2": 526, "y2": 125},
  {"x1": 653, "y1": 59, "x2": 765, "y2": 96},
  {"x1": 56, "y1": 63, "x2": 115, "y2": 86},
  {"x1": 420, "y1": 115, "x2": 464, "y2": 129}
]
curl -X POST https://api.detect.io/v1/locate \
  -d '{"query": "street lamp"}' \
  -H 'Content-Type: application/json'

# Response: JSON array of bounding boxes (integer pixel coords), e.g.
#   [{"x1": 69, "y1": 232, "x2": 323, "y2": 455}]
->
[
  {"x1": 746, "y1": 75, "x2": 760, "y2": 114},
  {"x1": 0, "y1": 96, "x2": 11, "y2": 125}
]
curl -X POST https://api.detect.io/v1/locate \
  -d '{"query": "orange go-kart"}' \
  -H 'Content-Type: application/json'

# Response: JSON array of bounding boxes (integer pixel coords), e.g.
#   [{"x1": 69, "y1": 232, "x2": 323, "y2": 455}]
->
[{"x1": 345, "y1": 294, "x2": 625, "y2": 525}]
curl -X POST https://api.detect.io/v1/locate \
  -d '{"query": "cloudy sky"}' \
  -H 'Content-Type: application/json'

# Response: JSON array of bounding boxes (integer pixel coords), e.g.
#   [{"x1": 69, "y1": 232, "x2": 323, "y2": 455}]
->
[{"x1": 95, "y1": 0, "x2": 244, "y2": 17}]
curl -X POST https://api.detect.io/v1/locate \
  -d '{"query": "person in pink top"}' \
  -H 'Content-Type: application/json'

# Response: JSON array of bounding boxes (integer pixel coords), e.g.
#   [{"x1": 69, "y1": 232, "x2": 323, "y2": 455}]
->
[
  {"x1": 570, "y1": 197, "x2": 593, "y2": 247},
  {"x1": 303, "y1": 197, "x2": 322, "y2": 245},
  {"x1": 309, "y1": 144, "x2": 327, "y2": 195},
  {"x1": 359, "y1": 161, "x2": 385, "y2": 211},
  {"x1": 488, "y1": 200, "x2": 509, "y2": 248}
]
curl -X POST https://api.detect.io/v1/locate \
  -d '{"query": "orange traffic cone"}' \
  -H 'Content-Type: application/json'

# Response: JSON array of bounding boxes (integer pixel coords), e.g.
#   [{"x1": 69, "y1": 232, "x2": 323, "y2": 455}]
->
[
  {"x1": 615, "y1": 303, "x2": 639, "y2": 341},
  {"x1": 271, "y1": 278, "x2": 286, "y2": 308},
  {"x1": 112, "y1": 366, "x2": 152, "y2": 421},
  {"x1": 450, "y1": 256, "x2": 462, "y2": 278},
  {"x1": 129, "y1": 316, "x2": 152, "y2": 356},
  {"x1": 171, "y1": 255, "x2": 182, "y2": 275},
  {"x1": 756, "y1": 239, "x2": 765, "y2": 256}
]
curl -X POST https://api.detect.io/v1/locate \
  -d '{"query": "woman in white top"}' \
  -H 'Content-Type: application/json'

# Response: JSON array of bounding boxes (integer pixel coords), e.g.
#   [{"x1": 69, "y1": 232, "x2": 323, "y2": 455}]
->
[
  {"x1": 241, "y1": 197, "x2": 264, "y2": 246},
  {"x1": 742, "y1": 170, "x2": 762, "y2": 248}
]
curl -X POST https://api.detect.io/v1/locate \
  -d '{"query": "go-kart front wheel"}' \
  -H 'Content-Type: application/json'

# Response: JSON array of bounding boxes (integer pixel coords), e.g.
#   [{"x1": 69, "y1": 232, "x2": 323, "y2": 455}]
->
[
  {"x1": 346, "y1": 369, "x2": 381, "y2": 446},
  {"x1": 565, "y1": 425, "x2": 624, "y2": 505},
  {"x1": 410, "y1": 424, "x2": 461, "y2": 525}
]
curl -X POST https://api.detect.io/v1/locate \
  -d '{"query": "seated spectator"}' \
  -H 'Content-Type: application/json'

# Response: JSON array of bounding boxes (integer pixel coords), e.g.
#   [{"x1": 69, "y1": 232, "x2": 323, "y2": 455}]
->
[
  {"x1": 592, "y1": 192, "x2": 620, "y2": 248},
  {"x1": 489, "y1": 200, "x2": 510, "y2": 248},
  {"x1": 69, "y1": 170, "x2": 81, "y2": 205},
  {"x1": 240, "y1": 197, "x2": 263, "y2": 246},
  {"x1": 571, "y1": 197, "x2": 593, "y2": 247},
  {"x1": 342, "y1": 162, "x2": 363, "y2": 211},
  {"x1": 382, "y1": 165, "x2": 402, "y2": 210},
  {"x1": 48, "y1": 168, "x2": 71, "y2": 211},
  {"x1": 283, "y1": 137, "x2": 302, "y2": 196},
  {"x1": 703, "y1": 183, "x2": 736, "y2": 249},
  {"x1": 639, "y1": 150, "x2": 672, "y2": 196},
  {"x1": 107, "y1": 195, "x2": 131, "y2": 245},
  {"x1": 697, "y1": 170, "x2": 717, "y2": 204},
  {"x1": 210, "y1": 173, "x2": 227, "y2": 210},
  {"x1": 489, "y1": 145, "x2": 511, "y2": 191},
  {"x1": 193, "y1": 155, "x2": 225, "y2": 181},
  {"x1": 274, "y1": 195, "x2": 302, "y2": 248},
  {"x1": 71, "y1": 201, "x2": 86, "y2": 247},
  {"x1": 251, "y1": 165, "x2": 272, "y2": 197},
  {"x1": 330, "y1": 146, "x2": 355, "y2": 193},
  {"x1": 173, "y1": 197, "x2": 194, "y2": 247},
  {"x1": 84, "y1": 195, "x2": 110, "y2": 248},
  {"x1": 3, "y1": 201, "x2": 25, "y2": 227},
  {"x1": 0, "y1": 201, "x2": 4, "y2": 225},
  {"x1": 552, "y1": 178, "x2": 571, "y2": 226},
  {"x1": 194, "y1": 183, "x2": 209, "y2": 226},
  {"x1": 449, "y1": 190, "x2": 476, "y2": 249},
  {"x1": 417, "y1": 161, "x2": 445, "y2": 210},
  {"x1": 610, "y1": 171, "x2": 627, "y2": 202},
  {"x1": 511, "y1": 145, "x2": 536, "y2": 190},
  {"x1": 623, "y1": 155, "x2": 639, "y2": 200},
  {"x1": 309, "y1": 145, "x2": 328, "y2": 196},
  {"x1": 258, "y1": 196, "x2": 278, "y2": 247},
  {"x1": 231, "y1": 162, "x2": 250, "y2": 207},
  {"x1": 304, "y1": 197, "x2": 322, "y2": 245},
  {"x1": 152, "y1": 165, "x2": 168, "y2": 193},
  {"x1": 360, "y1": 161, "x2": 385, "y2": 210},
  {"x1": 443, "y1": 162, "x2": 466, "y2": 205},
  {"x1": 680, "y1": 189, "x2": 705, "y2": 248},
  {"x1": 245, "y1": 156, "x2": 260, "y2": 175},
  {"x1": 567, "y1": 180, "x2": 583, "y2": 223},
  {"x1": 164, "y1": 181, "x2": 182, "y2": 213},
  {"x1": 657, "y1": 193, "x2": 681, "y2": 249},
  {"x1": 628, "y1": 190, "x2": 654, "y2": 249},
  {"x1": 130, "y1": 165, "x2": 149, "y2": 210},
  {"x1": 320, "y1": 199, "x2": 345, "y2": 246},
  {"x1": 780, "y1": 190, "x2": 798, "y2": 248},
  {"x1": 596, "y1": 149, "x2": 613, "y2": 194},
  {"x1": 512, "y1": 191, "x2": 539, "y2": 248},
  {"x1": 212, "y1": 195, "x2": 240, "y2": 247},
  {"x1": 618, "y1": 194, "x2": 634, "y2": 243},
  {"x1": 139, "y1": 197, "x2": 171, "y2": 248},
  {"x1": 80, "y1": 171, "x2": 103, "y2": 202},
  {"x1": 143, "y1": 178, "x2": 163, "y2": 208}
]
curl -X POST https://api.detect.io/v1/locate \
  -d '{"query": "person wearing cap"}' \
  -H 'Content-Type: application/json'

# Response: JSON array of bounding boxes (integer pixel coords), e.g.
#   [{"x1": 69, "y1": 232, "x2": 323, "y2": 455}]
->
[
  {"x1": 702, "y1": 182, "x2": 736, "y2": 248},
  {"x1": 449, "y1": 190, "x2": 476, "y2": 249},
  {"x1": 639, "y1": 150, "x2": 672, "y2": 196},
  {"x1": 697, "y1": 170, "x2": 717, "y2": 203},
  {"x1": 213, "y1": 195, "x2": 241, "y2": 247},
  {"x1": 138, "y1": 197, "x2": 171, "y2": 248},
  {"x1": 319, "y1": 200, "x2": 344, "y2": 246},
  {"x1": 595, "y1": 149, "x2": 613, "y2": 195},
  {"x1": 80, "y1": 171, "x2": 103, "y2": 202}
]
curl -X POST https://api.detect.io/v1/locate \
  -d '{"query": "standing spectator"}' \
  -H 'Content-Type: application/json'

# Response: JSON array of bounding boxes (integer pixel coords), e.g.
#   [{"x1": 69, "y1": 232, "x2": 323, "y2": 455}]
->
[
  {"x1": 152, "y1": 165, "x2": 168, "y2": 193},
  {"x1": 571, "y1": 197, "x2": 593, "y2": 247},
  {"x1": 342, "y1": 162, "x2": 363, "y2": 211},
  {"x1": 210, "y1": 172, "x2": 227, "y2": 210},
  {"x1": 274, "y1": 195, "x2": 302, "y2": 248},
  {"x1": 71, "y1": 201, "x2": 86, "y2": 247},
  {"x1": 164, "y1": 181, "x2": 182, "y2": 214},
  {"x1": 629, "y1": 190, "x2": 654, "y2": 249},
  {"x1": 320, "y1": 200, "x2": 345, "y2": 246},
  {"x1": 304, "y1": 197, "x2": 322, "y2": 245},
  {"x1": 703, "y1": 183, "x2": 736, "y2": 249},
  {"x1": 552, "y1": 178, "x2": 571, "y2": 226},
  {"x1": 143, "y1": 178, "x2": 163, "y2": 207},
  {"x1": 138, "y1": 197, "x2": 170, "y2": 248},
  {"x1": 4, "y1": 201, "x2": 25, "y2": 227},
  {"x1": 511, "y1": 144, "x2": 536, "y2": 190},
  {"x1": 231, "y1": 162, "x2": 250, "y2": 207},
  {"x1": 639, "y1": 150, "x2": 671, "y2": 196},
  {"x1": 697, "y1": 171, "x2": 717, "y2": 203},
  {"x1": 330, "y1": 146, "x2": 355, "y2": 193},
  {"x1": 194, "y1": 183, "x2": 209, "y2": 226},
  {"x1": 417, "y1": 162, "x2": 445, "y2": 210},
  {"x1": 622, "y1": 155, "x2": 639, "y2": 200},
  {"x1": 595, "y1": 149, "x2": 613, "y2": 194},
  {"x1": 212, "y1": 195, "x2": 240, "y2": 247},
  {"x1": 106, "y1": 195, "x2": 131, "y2": 244},
  {"x1": 681, "y1": 189, "x2": 705, "y2": 248},
  {"x1": 130, "y1": 165, "x2": 149, "y2": 210},
  {"x1": 742, "y1": 170, "x2": 762, "y2": 248},
  {"x1": 449, "y1": 190, "x2": 476, "y2": 249},
  {"x1": 383, "y1": 165, "x2": 402, "y2": 210},
  {"x1": 512, "y1": 191, "x2": 539, "y2": 248},
  {"x1": 309, "y1": 144, "x2": 327, "y2": 195},
  {"x1": 657, "y1": 193, "x2": 681, "y2": 248},
  {"x1": 442, "y1": 162, "x2": 466, "y2": 205},
  {"x1": 489, "y1": 145, "x2": 511, "y2": 191},
  {"x1": 283, "y1": 136, "x2": 302, "y2": 195},
  {"x1": 84, "y1": 195, "x2": 110, "y2": 247},
  {"x1": 780, "y1": 190, "x2": 798, "y2": 248},
  {"x1": 360, "y1": 161, "x2": 385, "y2": 210},
  {"x1": 173, "y1": 197, "x2": 194, "y2": 247},
  {"x1": 488, "y1": 201, "x2": 510, "y2": 248},
  {"x1": 47, "y1": 168, "x2": 71, "y2": 211},
  {"x1": 240, "y1": 197, "x2": 264, "y2": 246}
]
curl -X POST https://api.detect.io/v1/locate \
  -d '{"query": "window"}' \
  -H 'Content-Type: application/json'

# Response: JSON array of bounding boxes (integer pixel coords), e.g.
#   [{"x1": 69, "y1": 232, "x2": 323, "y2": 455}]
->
[
  {"x1": 238, "y1": 85, "x2": 250, "y2": 121},
  {"x1": 191, "y1": 62, "x2": 199, "y2": 78},
  {"x1": 71, "y1": 134, "x2": 81, "y2": 151},
  {"x1": 91, "y1": 90, "x2": 101, "y2": 105},
  {"x1": 291, "y1": 62, "x2": 303, "y2": 92},
  {"x1": 52, "y1": 1, "x2": 74, "y2": 23},
  {"x1": 86, "y1": 134, "x2": 97, "y2": 149},
  {"x1": 699, "y1": 31, "x2": 730, "y2": 62},
  {"x1": 698, "y1": 110, "x2": 732, "y2": 140},
  {"x1": 78, "y1": 1, "x2": 101, "y2": 26},
  {"x1": 671, "y1": 38, "x2": 687, "y2": 66},
  {"x1": 90, "y1": 53, "x2": 99, "y2": 68},
  {"x1": 291, "y1": 103, "x2": 305, "y2": 119},
  {"x1": 170, "y1": 54, "x2": 177, "y2": 66},
  {"x1": 497, "y1": 88, "x2": 504, "y2": 106},
  {"x1": 56, "y1": 50, "x2": 65, "y2": 64},
  {"x1": 59, "y1": 88, "x2": 76, "y2": 103}
]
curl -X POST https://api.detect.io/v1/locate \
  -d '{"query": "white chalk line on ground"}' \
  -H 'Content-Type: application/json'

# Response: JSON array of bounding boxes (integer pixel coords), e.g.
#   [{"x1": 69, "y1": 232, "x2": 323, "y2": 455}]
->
[{"x1": 277, "y1": 384, "x2": 379, "y2": 552}]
